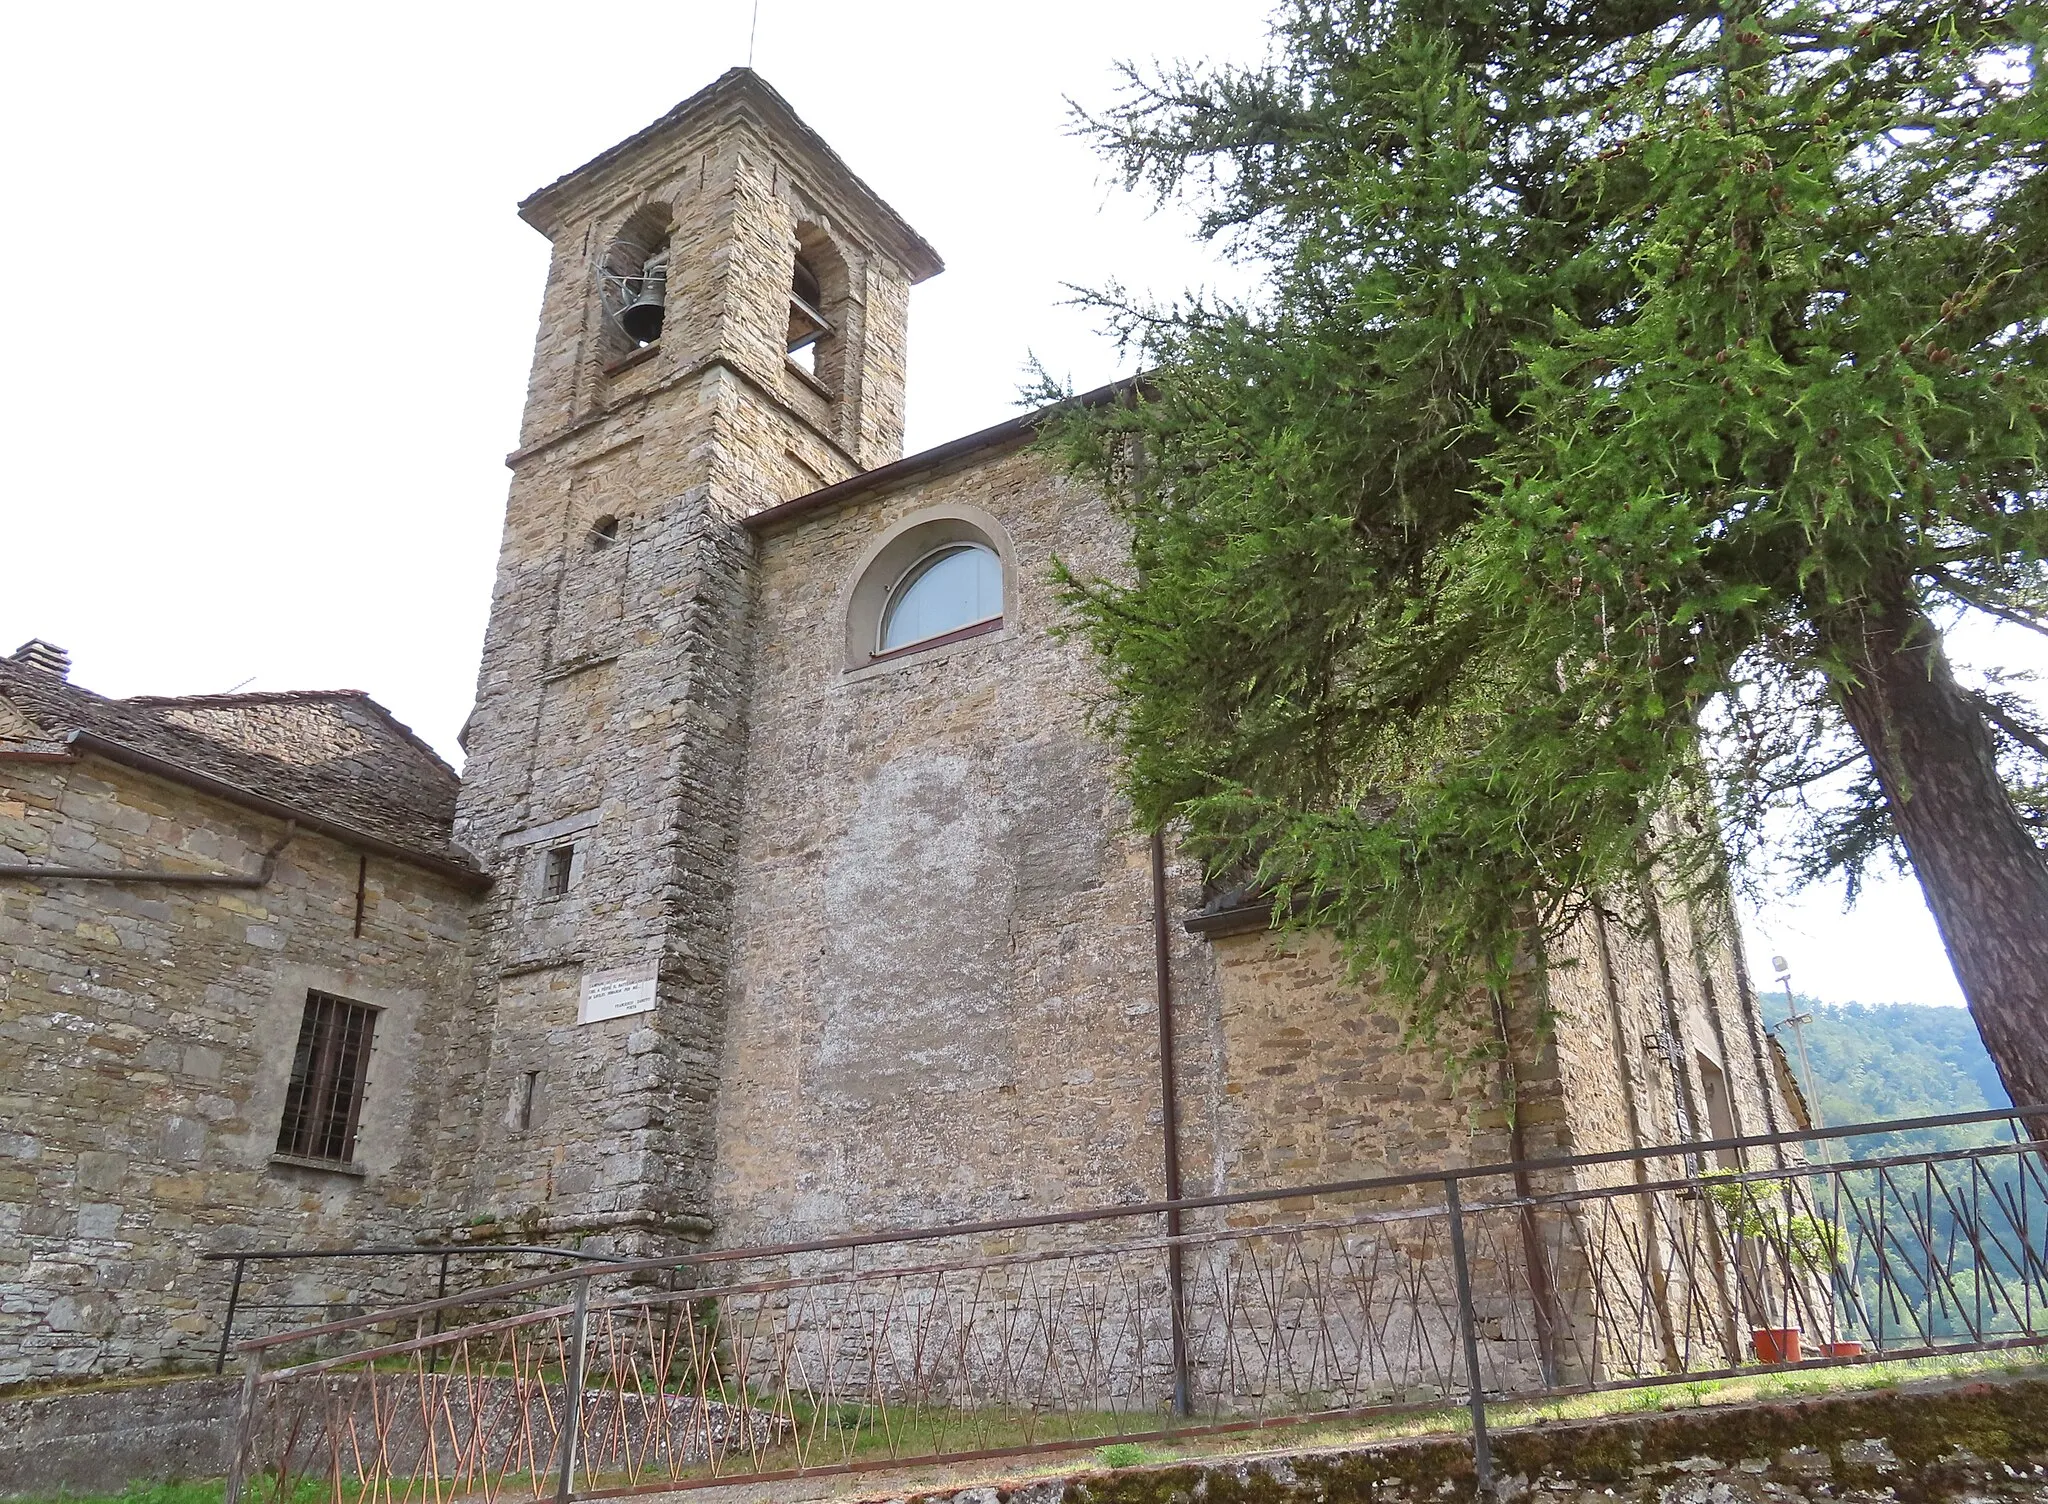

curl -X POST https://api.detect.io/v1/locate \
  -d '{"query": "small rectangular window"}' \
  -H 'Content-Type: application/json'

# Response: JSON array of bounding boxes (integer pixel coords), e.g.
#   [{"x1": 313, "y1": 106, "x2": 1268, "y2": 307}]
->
[
  {"x1": 542, "y1": 844, "x2": 574, "y2": 899},
  {"x1": 276, "y1": 991, "x2": 377, "y2": 1165}
]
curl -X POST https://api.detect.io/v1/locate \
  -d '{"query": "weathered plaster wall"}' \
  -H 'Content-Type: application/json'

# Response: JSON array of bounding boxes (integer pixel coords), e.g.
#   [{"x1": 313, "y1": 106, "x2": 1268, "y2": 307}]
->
[
  {"x1": 0, "y1": 756, "x2": 473, "y2": 1382},
  {"x1": 720, "y1": 445, "x2": 1171, "y2": 1239}
]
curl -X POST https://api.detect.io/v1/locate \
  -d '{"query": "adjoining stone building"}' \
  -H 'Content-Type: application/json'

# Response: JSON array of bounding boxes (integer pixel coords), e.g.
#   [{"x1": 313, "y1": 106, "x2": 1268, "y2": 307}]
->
[{"x1": 0, "y1": 68, "x2": 1800, "y2": 1384}]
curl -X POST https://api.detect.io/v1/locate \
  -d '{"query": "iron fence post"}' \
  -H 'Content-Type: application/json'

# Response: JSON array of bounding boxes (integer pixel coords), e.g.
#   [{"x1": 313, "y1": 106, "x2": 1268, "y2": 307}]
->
[
  {"x1": 1445, "y1": 1176, "x2": 1496, "y2": 1500},
  {"x1": 555, "y1": 1274, "x2": 591, "y2": 1503},
  {"x1": 222, "y1": 1351, "x2": 262, "y2": 1504},
  {"x1": 428, "y1": 1249, "x2": 452, "y2": 1374},
  {"x1": 215, "y1": 1256, "x2": 246, "y2": 1375}
]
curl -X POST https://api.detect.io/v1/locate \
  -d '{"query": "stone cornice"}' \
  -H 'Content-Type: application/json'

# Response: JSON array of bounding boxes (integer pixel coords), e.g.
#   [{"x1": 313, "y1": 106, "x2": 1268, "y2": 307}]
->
[{"x1": 504, "y1": 353, "x2": 862, "y2": 475}]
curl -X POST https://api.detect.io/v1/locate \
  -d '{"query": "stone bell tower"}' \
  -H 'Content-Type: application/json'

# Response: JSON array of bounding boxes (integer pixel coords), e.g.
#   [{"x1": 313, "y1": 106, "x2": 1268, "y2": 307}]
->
[{"x1": 445, "y1": 70, "x2": 943, "y2": 1251}]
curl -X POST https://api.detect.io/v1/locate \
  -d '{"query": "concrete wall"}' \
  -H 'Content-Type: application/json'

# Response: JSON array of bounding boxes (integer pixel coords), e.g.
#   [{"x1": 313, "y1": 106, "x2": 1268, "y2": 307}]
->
[
  {"x1": 0, "y1": 756, "x2": 473, "y2": 1382},
  {"x1": 0, "y1": 1375, "x2": 238, "y2": 1498}
]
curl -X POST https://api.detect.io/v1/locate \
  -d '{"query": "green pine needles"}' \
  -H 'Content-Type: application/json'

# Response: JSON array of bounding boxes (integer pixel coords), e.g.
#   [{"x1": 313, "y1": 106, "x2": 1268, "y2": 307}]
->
[{"x1": 1043, "y1": 0, "x2": 2048, "y2": 1079}]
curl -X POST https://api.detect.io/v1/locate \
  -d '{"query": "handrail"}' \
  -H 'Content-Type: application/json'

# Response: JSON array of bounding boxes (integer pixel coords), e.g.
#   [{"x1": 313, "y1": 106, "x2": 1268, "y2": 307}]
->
[
  {"x1": 201, "y1": 1243, "x2": 613, "y2": 1263},
  {"x1": 206, "y1": 1242, "x2": 613, "y2": 1372},
  {"x1": 230, "y1": 1104, "x2": 2044, "y2": 1357}
]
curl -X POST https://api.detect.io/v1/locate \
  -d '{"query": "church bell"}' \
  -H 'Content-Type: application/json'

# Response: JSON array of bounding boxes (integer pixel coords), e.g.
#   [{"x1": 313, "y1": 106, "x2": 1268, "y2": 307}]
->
[{"x1": 618, "y1": 252, "x2": 669, "y2": 343}]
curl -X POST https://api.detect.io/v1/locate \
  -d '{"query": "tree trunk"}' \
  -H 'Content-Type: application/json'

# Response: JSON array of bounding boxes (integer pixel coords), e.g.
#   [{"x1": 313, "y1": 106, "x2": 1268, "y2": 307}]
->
[{"x1": 1827, "y1": 595, "x2": 2048, "y2": 1114}]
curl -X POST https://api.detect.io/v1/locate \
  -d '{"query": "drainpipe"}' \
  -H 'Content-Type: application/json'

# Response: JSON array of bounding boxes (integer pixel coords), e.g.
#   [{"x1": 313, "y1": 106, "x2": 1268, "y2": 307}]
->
[
  {"x1": 0, "y1": 822, "x2": 297, "y2": 887},
  {"x1": 1150, "y1": 829, "x2": 1191, "y2": 1419}
]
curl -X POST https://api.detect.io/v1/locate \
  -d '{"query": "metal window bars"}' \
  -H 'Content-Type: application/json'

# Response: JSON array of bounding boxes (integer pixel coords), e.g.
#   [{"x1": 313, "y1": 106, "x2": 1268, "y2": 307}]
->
[
  {"x1": 220, "y1": 1106, "x2": 2048, "y2": 1504},
  {"x1": 273, "y1": 991, "x2": 376, "y2": 1165}
]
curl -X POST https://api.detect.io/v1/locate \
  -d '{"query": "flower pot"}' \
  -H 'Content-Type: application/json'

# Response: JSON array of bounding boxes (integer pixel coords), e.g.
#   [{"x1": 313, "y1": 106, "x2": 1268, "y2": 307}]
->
[
  {"x1": 1822, "y1": 1340, "x2": 1863, "y2": 1359},
  {"x1": 1752, "y1": 1327, "x2": 1802, "y2": 1364}
]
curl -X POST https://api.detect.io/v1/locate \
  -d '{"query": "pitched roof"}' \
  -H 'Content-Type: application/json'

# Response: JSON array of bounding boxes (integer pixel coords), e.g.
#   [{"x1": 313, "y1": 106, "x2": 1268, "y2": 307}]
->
[
  {"x1": 519, "y1": 68, "x2": 943, "y2": 283},
  {"x1": 0, "y1": 655, "x2": 486, "y2": 886},
  {"x1": 744, "y1": 377, "x2": 1135, "y2": 536}
]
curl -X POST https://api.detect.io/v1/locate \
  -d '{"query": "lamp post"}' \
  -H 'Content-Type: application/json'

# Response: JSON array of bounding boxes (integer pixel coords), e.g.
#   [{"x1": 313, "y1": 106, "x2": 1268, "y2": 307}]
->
[{"x1": 1770, "y1": 955, "x2": 1827, "y2": 1156}]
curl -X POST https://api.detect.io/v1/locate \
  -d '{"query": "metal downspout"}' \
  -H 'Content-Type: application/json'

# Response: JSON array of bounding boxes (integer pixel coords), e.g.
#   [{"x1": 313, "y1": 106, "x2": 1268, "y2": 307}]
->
[{"x1": 1150, "y1": 829, "x2": 1192, "y2": 1419}]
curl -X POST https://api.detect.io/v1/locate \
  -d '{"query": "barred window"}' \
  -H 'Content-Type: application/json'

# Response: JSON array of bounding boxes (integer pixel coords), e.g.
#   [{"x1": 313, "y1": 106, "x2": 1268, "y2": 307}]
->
[{"x1": 275, "y1": 991, "x2": 377, "y2": 1165}]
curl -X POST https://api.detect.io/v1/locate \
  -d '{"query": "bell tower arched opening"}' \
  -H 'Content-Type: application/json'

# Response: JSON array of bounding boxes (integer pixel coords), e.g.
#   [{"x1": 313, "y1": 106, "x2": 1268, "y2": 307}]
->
[
  {"x1": 786, "y1": 226, "x2": 849, "y2": 396},
  {"x1": 597, "y1": 203, "x2": 674, "y2": 363}
]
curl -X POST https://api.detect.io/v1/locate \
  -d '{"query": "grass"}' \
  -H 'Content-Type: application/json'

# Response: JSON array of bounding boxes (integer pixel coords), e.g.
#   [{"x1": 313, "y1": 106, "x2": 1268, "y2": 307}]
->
[
  {"x1": 1095, "y1": 1443, "x2": 1158, "y2": 1468},
  {"x1": 21, "y1": 1351, "x2": 2045, "y2": 1504},
  {"x1": 10, "y1": 1482, "x2": 317, "y2": 1504}
]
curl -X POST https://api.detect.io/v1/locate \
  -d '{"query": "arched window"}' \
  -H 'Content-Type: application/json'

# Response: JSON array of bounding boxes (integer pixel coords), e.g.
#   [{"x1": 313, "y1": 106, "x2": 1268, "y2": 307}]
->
[
  {"x1": 842, "y1": 508, "x2": 1015, "y2": 671},
  {"x1": 878, "y1": 544, "x2": 1002, "y2": 654},
  {"x1": 587, "y1": 515, "x2": 620, "y2": 551}
]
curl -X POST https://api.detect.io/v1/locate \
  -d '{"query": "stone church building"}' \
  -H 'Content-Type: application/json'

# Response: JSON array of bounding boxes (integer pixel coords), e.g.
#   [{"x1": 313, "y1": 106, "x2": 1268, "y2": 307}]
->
[{"x1": 0, "y1": 70, "x2": 1799, "y2": 1382}]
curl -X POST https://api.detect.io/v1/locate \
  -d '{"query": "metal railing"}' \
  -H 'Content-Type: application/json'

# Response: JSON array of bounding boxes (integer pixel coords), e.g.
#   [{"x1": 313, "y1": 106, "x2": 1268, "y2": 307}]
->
[
  {"x1": 202, "y1": 1244, "x2": 615, "y2": 1372},
  {"x1": 221, "y1": 1107, "x2": 2047, "y2": 1504}
]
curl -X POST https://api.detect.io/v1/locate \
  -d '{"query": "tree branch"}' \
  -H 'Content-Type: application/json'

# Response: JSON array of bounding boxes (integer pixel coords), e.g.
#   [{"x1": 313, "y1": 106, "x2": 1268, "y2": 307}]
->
[{"x1": 1964, "y1": 689, "x2": 2048, "y2": 763}]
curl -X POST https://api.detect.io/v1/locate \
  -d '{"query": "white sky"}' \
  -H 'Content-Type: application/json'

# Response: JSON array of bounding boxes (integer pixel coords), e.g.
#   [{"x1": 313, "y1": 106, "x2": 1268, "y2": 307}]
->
[{"x1": 2, "y1": 1, "x2": 2037, "y2": 1016}]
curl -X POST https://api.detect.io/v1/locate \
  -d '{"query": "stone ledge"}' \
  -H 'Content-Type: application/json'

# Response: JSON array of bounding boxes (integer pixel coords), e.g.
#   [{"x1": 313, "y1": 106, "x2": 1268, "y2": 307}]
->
[
  {"x1": 0, "y1": 1374, "x2": 239, "y2": 1498},
  {"x1": 875, "y1": 1372, "x2": 2048, "y2": 1504}
]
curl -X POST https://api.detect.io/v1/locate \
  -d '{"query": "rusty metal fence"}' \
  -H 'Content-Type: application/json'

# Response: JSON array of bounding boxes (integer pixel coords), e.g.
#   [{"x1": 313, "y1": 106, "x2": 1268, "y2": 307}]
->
[
  {"x1": 202, "y1": 1244, "x2": 615, "y2": 1372},
  {"x1": 222, "y1": 1107, "x2": 2047, "y2": 1503}
]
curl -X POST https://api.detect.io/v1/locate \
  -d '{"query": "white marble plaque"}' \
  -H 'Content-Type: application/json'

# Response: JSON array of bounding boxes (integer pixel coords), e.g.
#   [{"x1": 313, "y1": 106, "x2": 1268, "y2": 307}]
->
[{"x1": 578, "y1": 962, "x2": 658, "y2": 1025}]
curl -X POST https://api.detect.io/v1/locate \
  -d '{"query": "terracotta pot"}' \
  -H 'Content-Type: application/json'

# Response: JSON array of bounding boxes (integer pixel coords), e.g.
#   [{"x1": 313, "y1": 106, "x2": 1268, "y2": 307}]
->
[
  {"x1": 1752, "y1": 1327, "x2": 1802, "y2": 1364},
  {"x1": 1822, "y1": 1340, "x2": 1864, "y2": 1358}
]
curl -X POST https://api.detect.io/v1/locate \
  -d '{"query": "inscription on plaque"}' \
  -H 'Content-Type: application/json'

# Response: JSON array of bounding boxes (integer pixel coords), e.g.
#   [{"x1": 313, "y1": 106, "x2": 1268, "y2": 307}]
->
[{"x1": 579, "y1": 962, "x2": 658, "y2": 1025}]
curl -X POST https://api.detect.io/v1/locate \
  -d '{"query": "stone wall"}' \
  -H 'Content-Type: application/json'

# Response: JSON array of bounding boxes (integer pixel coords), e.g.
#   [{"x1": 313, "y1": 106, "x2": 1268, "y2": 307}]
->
[
  {"x1": 720, "y1": 440, "x2": 1592, "y2": 1251},
  {"x1": 722, "y1": 442, "x2": 1166, "y2": 1237},
  {"x1": 0, "y1": 755, "x2": 474, "y2": 1382},
  {"x1": 1543, "y1": 874, "x2": 1794, "y2": 1184},
  {"x1": 447, "y1": 73, "x2": 934, "y2": 1257},
  {"x1": 875, "y1": 1373, "x2": 2048, "y2": 1504},
  {"x1": 722, "y1": 430, "x2": 1801, "y2": 1385}
]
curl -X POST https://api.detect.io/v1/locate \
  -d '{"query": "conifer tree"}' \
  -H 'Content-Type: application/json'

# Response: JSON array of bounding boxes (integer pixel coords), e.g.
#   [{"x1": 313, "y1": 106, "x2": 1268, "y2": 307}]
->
[{"x1": 1048, "y1": 0, "x2": 2048, "y2": 1099}]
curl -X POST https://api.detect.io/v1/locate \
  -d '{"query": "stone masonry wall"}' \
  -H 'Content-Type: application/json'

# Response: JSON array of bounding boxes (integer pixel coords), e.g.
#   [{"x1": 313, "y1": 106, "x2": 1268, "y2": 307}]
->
[
  {"x1": 719, "y1": 442, "x2": 1582, "y2": 1252},
  {"x1": 876, "y1": 1374, "x2": 2048, "y2": 1504},
  {"x1": 0, "y1": 755, "x2": 474, "y2": 1382},
  {"x1": 448, "y1": 80, "x2": 927, "y2": 1256},
  {"x1": 1543, "y1": 878, "x2": 1796, "y2": 1184}
]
